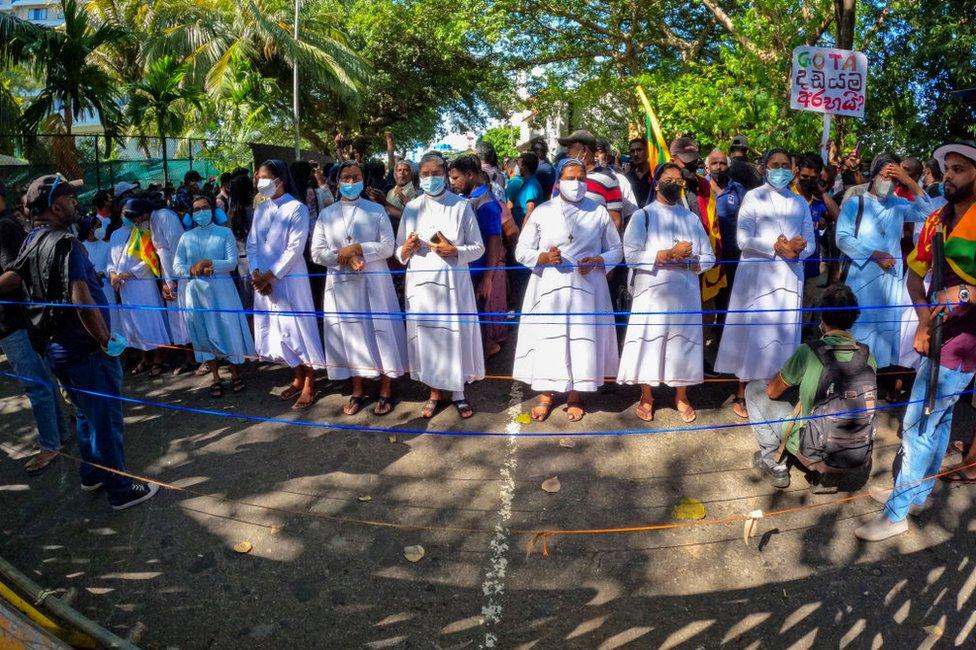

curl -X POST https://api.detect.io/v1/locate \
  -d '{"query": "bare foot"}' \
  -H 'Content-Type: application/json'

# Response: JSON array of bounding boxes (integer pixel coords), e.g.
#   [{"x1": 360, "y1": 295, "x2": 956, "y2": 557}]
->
[
  {"x1": 565, "y1": 402, "x2": 585, "y2": 422},
  {"x1": 531, "y1": 397, "x2": 554, "y2": 422}
]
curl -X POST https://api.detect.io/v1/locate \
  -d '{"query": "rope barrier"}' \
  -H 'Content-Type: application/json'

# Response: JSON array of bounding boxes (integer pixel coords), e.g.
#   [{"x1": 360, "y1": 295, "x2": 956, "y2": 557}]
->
[{"x1": 1, "y1": 368, "x2": 969, "y2": 439}]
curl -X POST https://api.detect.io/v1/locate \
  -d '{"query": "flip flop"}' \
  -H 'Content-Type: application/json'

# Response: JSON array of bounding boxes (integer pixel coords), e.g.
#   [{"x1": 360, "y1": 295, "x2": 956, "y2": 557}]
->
[
  {"x1": 677, "y1": 405, "x2": 697, "y2": 423},
  {"x1": 421, "y1": 399, "x2": 440, "y2": 419},
  {"x1": 195, "y1": 362, "x2": 212, "y2": 376},
  {"x1": 231, "y1": 378, "x2": 245, "y2": 393},
  {"x1": 531, "y1": 399, "x2": 554, "y2": 422},
  {"x1": 278, "y1": 385, "x2": 302, "y2": 401},
  {"x1": 209, "y1": 382, "x2": 224, "y2": 398},
  {"x1": 453, "y1": 400, "x2": 474, "y2": 419},
  {"x1": 940, "y1": 470, "x2": 976, "y2": 485},
  {"x1": 373, "y1": 396, "x2": 394, "y2": 416},
  {"x1": 565, "y1": 403, "x2": 585, "y2": 422},
  {"x1": 292, "y1": 390, "x2": 321, "y2": 411},
  {"x1": 130, "y1": 361, "x2": 149, "y2": 376},
  {"x1": 635, "y1": 401, "x2": 654, "y2": 422},
  {"x1": 731, "y1": 397, "x2": 748, "y2": 419},
  {"x1": 343, "y1": 395, "x2": 367, "y2": 416},
  {"x1": 172, "y1": 363, "x2": 194, "y2": 376}
]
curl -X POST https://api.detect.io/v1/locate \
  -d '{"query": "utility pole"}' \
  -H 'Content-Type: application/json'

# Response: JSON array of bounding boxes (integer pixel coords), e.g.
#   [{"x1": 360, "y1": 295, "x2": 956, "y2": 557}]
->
[{"x1": 293, "y1": 0, "x2": 301, "y2": 161}]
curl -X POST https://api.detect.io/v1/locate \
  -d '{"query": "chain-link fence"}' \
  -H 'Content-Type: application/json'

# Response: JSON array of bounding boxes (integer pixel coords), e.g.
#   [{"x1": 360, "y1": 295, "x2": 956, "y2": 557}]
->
[{"x1": 0, "y1": 134, "x2": 242, "y2": 204}]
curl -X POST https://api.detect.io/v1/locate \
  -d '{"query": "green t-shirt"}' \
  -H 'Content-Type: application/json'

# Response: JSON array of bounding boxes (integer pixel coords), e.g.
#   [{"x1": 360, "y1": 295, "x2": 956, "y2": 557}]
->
[{"x1": 779, "y1": 332, "x2": 877, "y2": 454}]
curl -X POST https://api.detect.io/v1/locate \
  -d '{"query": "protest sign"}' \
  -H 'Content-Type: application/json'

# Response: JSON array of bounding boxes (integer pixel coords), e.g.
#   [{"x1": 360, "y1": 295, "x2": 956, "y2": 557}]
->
[{"x1": 790, "y1": 46, "x2": 868, "y2": 119}]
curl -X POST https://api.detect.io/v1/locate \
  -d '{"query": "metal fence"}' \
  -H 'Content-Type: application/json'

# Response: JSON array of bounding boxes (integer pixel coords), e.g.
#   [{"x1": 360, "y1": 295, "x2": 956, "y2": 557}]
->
[{"x1": 0, "y1": 134, "x2": 237, "y2": 203}]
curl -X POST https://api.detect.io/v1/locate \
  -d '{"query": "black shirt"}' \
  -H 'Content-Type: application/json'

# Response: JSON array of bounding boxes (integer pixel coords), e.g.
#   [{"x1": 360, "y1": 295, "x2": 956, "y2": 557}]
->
[
  {"x1": 729, "y1": 158, "x2": 763, "y2": 190},
  {"x1": 625, "y1": 167, "x2": 653, "y2": 207},
  {"x1": 0, "y1": 213, "x2": 28, "y2": 339}
]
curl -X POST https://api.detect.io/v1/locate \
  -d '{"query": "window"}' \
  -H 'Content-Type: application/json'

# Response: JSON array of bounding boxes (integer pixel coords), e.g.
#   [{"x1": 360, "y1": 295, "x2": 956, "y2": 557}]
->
[{"x1": 28, "y1": 8, "x2": 49, "y2": 20}]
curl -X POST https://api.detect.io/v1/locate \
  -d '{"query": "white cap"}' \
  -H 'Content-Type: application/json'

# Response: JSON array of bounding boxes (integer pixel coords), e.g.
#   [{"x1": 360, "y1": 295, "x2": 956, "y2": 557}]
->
[
  {"x1": 933, "y1": 141, "x2": 976, "y2": 173},
  {"x1": 114, "y1": 181, "x2": 139, "y2": 196}
]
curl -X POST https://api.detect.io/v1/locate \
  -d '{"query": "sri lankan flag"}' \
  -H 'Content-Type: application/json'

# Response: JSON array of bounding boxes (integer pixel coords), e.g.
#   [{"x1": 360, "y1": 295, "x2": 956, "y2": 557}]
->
[
  {"x1": 695, "y1": 181, "x2": 726, "y2": 301},
  {"x1": 126, "y1": 226, "x2": 162, "y2": 278},
  {"x1": 908, "y1": 203, "x2": 976, "y2": 284},
  {"x1": 635, "y1": 86, "x2": 670, "y2": 167}
]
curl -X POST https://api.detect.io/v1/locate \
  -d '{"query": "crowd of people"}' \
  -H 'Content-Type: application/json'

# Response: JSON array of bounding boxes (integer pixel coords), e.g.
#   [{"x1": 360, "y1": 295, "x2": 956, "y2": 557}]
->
[{"x1": 0, "y1": 129, "x2": 974, "y2": 545}]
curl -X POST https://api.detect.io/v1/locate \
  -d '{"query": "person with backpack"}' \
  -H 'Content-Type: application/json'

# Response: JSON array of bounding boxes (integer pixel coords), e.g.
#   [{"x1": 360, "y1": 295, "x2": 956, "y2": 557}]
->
[
  {"x1": 0, "y1": 174, "x2": 158, "y2": 510},
  {"x1": 745, "y1": 284, "x2": 877, "y2": 490}
]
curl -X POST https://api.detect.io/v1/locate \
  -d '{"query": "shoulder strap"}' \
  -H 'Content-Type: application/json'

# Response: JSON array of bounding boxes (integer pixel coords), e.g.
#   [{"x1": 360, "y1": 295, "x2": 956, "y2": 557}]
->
[{"x1": 854, "y1": 195, "x2": 864, "y2": 237}]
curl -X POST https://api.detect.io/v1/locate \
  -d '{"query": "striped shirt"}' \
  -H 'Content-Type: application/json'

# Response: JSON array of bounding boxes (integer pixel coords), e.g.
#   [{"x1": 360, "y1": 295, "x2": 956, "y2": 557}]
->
[{"x1": 585, "y1": 165, "x2": 623, "y2": 213}]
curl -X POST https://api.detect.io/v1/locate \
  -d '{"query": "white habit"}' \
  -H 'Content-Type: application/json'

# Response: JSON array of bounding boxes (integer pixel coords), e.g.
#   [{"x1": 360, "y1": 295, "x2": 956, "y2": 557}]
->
[
  {"x1": 82, "y1": 238, "x2": 116, "y2": 331},
  {"x1": 246, "y1": 193, "x2": 326, "y2": 368},
  {"x1": 174, "y1": 223, "x2": 256, "y2": 365},
  {"x1": 395, "y1": 191, "x2": 485, "y2": 393},
  {"x1": 151, "y1": 207, "x2": 190, "y2": 344},
  {"x1": 311, "y1": 198, "x2": 408, "y2": 380},
  {"x1": 512, "y1": 196, "x2": 623, "y2": 393},
  {"x1": 617, "y1": 201, "x2": 716, "y2": 386},
  {"x1": 106, "y1": 224, "x2": 172, "y2": 351},
  {"x1": 715, "y1": 184, "x2": 816, "y2": 381}
]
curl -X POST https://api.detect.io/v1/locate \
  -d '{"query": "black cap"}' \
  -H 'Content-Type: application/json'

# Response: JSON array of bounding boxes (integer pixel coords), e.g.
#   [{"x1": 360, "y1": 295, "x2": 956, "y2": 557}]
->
[
  {"x1": 24, "y1": 174, "x2": 83, "y2": 210},
  {"x1": 122, "y1": 197, "x2": 154, "y2": 216},
  {"x1": 730, "y1": 135, "x2": 749, "y2": 150}
]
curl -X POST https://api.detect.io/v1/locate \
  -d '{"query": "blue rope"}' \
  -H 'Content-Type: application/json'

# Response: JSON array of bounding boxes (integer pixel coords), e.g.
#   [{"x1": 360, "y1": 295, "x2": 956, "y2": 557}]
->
[{"x1": 1, "y1": 368, "x2": 969, "y2": 439}]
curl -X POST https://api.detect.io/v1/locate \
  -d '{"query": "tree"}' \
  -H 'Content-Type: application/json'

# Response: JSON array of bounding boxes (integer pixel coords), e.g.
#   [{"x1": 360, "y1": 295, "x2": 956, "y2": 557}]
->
[
  {"x1": 17, "y1": 0, "x2": 125, "y2": 138},
  {"x1": 125, "y1": 55, "x2": 204, "y2": 185},
  {"x1": 478, "y1": 126, "x2": 520, "y2": 161}
]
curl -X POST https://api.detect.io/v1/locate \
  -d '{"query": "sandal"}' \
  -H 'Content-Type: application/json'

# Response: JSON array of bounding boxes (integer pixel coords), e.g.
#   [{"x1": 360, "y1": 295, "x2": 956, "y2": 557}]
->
[
  {"x1": 278, "y1": 384, "x2": 302, "y2": 401},
  {"x1": 210, "y1": 382, "x2": 224, "y2": 398},
  {"x1": 565, "y1": 402, "x2": 585, "y2": 422},
  {"x1": 25, "y1": 450, "x2": 59, "y2": 475},
  {"x1": 421, "y1": 399, "x2": 440, "y2": 419},
  {"x1": 531, "y1": 398, "x2": 554, "y2": 422},
  {"x1": 148, "y1": 363, "x2": 165, "y2": 378},
  {"x1": 453, "y1": 400, "x2": 474, "y2": 419},
  {"x1": 292, "y1": 390, "x2": 321, "y2": 411},
  {"x1": 344, "y1": 395, "x2": 367, "y2": 416},
  {"x1": 731, "y1": 397, "x2": 748, "y2": 419},
  {"x1": 195, "y1": 362, "x2": 212, "y2": 376},
  {"x1": 231, "y1": 378, "x2": 245, "y2": 393},
  {"x1": 374, "y1": 396, "x2": 394, "y2": 416},
  {"x1": 172, "y1": 362, "x2": 194, "y2": 376},
  {"x1": 677, "y1": 405, "x2": 697, "y2": 423},
  {"x1": 635, "y1": 400, "x2": 654, "y2": 422}
]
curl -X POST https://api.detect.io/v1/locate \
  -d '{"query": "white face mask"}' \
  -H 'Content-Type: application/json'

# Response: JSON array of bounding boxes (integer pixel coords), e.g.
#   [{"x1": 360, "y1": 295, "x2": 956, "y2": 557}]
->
[
  {"x1": 873, "y1": 178, "x2": 894, "y2": 200},
  {"x1": 558, "y1": 179, "x2": 587, "y2": 203},
  {"x1": 256, "y1": 177, "x2": 277, "y2": 197}
]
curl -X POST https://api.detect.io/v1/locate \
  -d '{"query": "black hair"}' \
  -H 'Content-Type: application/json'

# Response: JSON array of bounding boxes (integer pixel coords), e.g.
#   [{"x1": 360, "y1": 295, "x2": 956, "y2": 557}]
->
[
  {"x1": 763, "y1": 148, "x2": 793, "y2": 166},
  {"x1": 336, "y1": 160, "x2": 363, "y2": 177},
  {"x1": 191, "y1": 192, "x2": 216, "y2": 216},
  {"x1": 449, "y1": 155, "x2": 481, "y2": 176},
  {"x1": 228, "y1": 174, "x2": 255, "y2": 240},
  {"x1": 653, "y1": 162, "x2": 683, "y2": 183},
  {"x1": 796, "y1": 153, "x2": 824, "y2": 174},
  {"x1": 595, "y1": 139, "x2": 610, "y2": 153},
  {"x1": 902, "y1": 156, "x2": 923, "y2": 180},
  {"x1": 924, "y1": 158, "x2": 943, "y2": 182},
  {"x1": 289, "y1": 160, "x2": 314, "y2": 199},
  {"x1": 219, "y1": 172, "x2": 233, "y2": 186},
  {"x1": 869, "y1": 151, "x2": 901, "y2": 178},
  {"x1": 629, "y1": 137, "x2": 647, "y2": 148},
  {"x1": 518, "y1": 152, "x2": 539, "y2": 175},
  {"x1": 231, "y1": 167, "x2": 250, "y2": 178},
  {"x1": 363, "y1": 161, "x2": 386, "y2": 183},
  {"x1": 819, "y1": 284, "x2": 861, "y2": 331},
  {"x1": 475, "y1": 141, "x2": 498, "y2": 167},
  {"x1": 93, "y1": 189, "x2": 112, "y2": 211}
]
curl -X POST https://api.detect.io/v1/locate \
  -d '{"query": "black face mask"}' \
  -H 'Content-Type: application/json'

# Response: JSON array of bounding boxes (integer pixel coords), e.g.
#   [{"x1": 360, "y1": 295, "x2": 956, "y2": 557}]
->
[
  {"x1": 712, "y1": 170, "x2": 730, "y2": 186},
  {"x1": 799, "y1": 178, "x2": 820, "y2": 195},
  {"x1": 658, "y1": 181, "x2": 682, "y2": 204}
]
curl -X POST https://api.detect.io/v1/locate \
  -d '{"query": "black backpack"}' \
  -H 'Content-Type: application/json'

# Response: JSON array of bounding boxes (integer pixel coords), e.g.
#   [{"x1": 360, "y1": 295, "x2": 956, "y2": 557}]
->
[{"x1": 796, "y1": 340, "x2": 877, "y2": 472}]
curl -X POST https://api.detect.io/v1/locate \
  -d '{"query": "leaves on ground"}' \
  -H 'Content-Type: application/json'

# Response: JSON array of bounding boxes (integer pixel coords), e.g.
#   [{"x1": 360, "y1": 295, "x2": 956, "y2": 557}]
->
[
  {"x1": 541, "y1": 477, "x2": 561, "y2": 493},
  {"x1": 403, "y1": 545, "x2": 425, "y2": 562},
  {"x1": 233, "y1": 541, "x2": 253, "y2": 554},
  {"x1": 672, "y1": 498, "x2": 706, "y2": 521}
]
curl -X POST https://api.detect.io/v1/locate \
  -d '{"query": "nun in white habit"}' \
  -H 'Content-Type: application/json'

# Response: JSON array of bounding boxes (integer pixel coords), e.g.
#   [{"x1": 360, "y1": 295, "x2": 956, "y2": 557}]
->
[
  {"x1": 715, "y1": 149, "x2": 816, "y2": 418},
  {"x1": 311, "y1": 160, "x2": 408, "y2": 417},
  {"x1": 617, "y1": 163, "x2": 715, "y2": 423},
  {"x1": 247, "y1": 159, "x2": 327, "y2": 410},
  {"x1": 396, "y1": 152, "x2": 485, "y2": 419},
  {"x1": 106, "y1": 198, "x2": 171, "y2": 376},
  {"x1": 512, "y1": 158, "x2": 623, "y2": 422}
]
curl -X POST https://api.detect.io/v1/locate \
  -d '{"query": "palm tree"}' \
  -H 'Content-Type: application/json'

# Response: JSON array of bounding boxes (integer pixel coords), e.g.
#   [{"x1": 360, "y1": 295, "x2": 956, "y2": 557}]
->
[
  {"x1": 17, "y1": 0, "x2": 126, "y2": 138},
  {"x1": 125, "y1": 55, "x2": 203, "y2": 185},
  {"x1": 150, "y1": 0, "x2": 368, "y2": 134}
]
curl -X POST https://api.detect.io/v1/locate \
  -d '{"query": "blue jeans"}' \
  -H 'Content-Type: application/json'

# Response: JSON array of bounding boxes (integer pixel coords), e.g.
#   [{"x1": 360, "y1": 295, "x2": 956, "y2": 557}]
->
[
  {"x1": 885, "y1": 358, "x2": 975, "y2": 522},
  {"x1": 0, "y1": 328, "x2": 69, "y2": 452},
  {"x1": 49, "y1": 352, "x2": 132, "y2": 498},
  {"x1": 745, "y1": 379, "x2": 794, "y2": 467}
]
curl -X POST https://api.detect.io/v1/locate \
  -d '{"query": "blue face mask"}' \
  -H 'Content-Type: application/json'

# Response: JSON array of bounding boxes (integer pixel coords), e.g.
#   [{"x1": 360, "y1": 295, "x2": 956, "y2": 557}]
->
[
  {"x1": 767, "y1": 168, "x2": 794, "y2": 189},
  {"x1": 121, "y1": 216, "x2": 135, "y2": 229},
  {"x1": 213, "y1": 206, "x2": 228, "y2": 225},
  {"x1": 192, "y1": 210, "x2": 213, "y2": 226},
  {"x1": 420, "y1": 175, "x2": 446, "y2": 196},
  {"x1": 339, "y1": 181, "x2": 364, "y2": 200}
]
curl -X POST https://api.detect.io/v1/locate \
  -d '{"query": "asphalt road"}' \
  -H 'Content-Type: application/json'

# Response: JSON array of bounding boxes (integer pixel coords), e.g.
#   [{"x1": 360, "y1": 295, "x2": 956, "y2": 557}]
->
[{"x1": 1, "y1": 336, "x2": 975, "y2": 649}]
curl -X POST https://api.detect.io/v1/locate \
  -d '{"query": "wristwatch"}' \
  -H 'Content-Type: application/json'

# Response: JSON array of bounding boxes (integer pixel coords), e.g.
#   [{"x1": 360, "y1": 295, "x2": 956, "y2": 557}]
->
[{"x1": 960, "y1": 286, "x2": 971, "y2": 305}]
